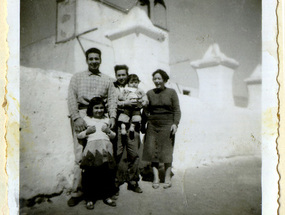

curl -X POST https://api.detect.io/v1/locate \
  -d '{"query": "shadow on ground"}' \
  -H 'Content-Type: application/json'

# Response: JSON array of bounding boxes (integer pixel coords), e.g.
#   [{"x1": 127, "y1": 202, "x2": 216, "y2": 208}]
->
[{"x1": 20, "y1": 156, "x2": 261, "y2": 215}]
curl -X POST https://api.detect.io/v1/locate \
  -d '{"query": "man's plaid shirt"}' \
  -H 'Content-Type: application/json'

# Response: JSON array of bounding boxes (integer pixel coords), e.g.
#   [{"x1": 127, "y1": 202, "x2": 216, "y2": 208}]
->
[{"x1": 68, "y1": 70, "x2": 117, "y2": 121}]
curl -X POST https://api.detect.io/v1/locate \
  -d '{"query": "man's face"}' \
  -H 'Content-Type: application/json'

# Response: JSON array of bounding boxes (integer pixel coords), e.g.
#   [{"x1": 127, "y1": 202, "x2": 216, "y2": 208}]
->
[
  {"x1": 116, "y1": 69, "x2": 128, "y2": 85},
  {"x1": 87, "y1": 53, "x2": 101, "y2": 71}
]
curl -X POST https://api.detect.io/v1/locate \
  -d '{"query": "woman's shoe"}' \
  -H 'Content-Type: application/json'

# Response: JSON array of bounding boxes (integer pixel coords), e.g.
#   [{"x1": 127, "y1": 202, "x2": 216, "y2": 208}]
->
[
  {"x1": 103, "y1": 198, "x2": 116, "y2": 207},
  {"x1": 163, "y1": 181, "x2": 172, "y2": 189},
  {"x1": 86, "y1": 201, "x2": 94, "y2": 210},
  {"x1": 152, "y1": 181, "x2": 160, "y2": 189}
]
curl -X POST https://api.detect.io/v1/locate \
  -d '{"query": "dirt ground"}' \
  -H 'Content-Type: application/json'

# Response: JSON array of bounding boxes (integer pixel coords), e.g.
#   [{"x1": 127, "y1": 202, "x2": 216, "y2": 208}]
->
[{"x1": 20, "y1": 155, "x2": 261, "y2": 215}]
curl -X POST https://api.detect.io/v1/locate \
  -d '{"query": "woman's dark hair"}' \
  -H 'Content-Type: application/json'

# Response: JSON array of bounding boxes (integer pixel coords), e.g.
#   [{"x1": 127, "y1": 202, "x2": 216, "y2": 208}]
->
[
  {"x1": 85, "y1": 48, "x2": 101, "y2": 61},
  {"x1": 152, "y1": 69, "x2": 169, "y2": 82},
  {"x1": 127, "y1": 74, "x2": 140, "y2": 83},
  {"x1": 86, "y1": 97, "x2": 106, "y2": 117},
  {"x1": 114, "y1": 65, "x2": 129, "y2": 75}
]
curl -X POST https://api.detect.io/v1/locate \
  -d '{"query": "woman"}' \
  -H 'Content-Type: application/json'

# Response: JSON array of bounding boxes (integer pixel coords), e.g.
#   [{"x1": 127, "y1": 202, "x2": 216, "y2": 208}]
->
[
  {"x1": 77, "y1": 97, "x2": 117, "y2": 209},
  {"x1": 142, "y1": 69, "x2": 181, "y2": 189}
]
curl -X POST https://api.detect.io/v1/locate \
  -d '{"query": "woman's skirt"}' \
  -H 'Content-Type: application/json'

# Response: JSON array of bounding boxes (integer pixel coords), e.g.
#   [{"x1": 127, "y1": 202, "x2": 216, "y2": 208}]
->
[{"x1": 142, "y1": 116, "x2": 175, "y2": 163}]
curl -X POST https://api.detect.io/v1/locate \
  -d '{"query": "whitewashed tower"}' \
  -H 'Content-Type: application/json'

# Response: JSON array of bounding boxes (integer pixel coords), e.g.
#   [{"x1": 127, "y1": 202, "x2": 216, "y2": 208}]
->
[{"x1": 191, "y1": 44, "x2": 239, "y2": 108}]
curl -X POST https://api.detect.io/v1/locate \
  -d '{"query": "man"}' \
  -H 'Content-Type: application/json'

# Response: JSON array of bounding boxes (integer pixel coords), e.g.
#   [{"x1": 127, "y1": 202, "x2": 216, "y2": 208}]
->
[
  {"x1": 113, "y1": 65, "x2": 143, "y2": 194},
  {"x1": 67, "y1": 47, "x2": 117, "y2": 206}
]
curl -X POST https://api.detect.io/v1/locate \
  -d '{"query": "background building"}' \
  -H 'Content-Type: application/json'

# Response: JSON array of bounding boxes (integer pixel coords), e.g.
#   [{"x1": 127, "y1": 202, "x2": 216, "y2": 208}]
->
[{"x1": 20, "y1": 0, "x2": 261, "y2": 202}]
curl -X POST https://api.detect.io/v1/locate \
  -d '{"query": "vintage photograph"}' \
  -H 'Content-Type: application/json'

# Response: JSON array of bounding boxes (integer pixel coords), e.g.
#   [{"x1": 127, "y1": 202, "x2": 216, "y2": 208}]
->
[{"x1": 19, "y1": 0, "x2": 262, "y2": 214}]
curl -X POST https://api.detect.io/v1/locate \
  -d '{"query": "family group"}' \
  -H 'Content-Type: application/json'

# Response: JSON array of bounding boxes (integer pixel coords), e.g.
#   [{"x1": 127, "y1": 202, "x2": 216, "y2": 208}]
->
[{"x1": 67, "y1": 47, "x2": 181, "y2": 210}]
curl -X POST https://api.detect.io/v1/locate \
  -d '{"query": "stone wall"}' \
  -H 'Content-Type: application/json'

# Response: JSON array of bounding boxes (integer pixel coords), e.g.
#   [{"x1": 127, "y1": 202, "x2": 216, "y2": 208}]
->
[
  {"x1": 173, "y1": 95, "x2": 261, "y2": 169},
  {"x1": 20, "y1": 67, "x2": 74, "y2": 200},
  {"x1": 20, "y1": 66, "x2": 261, "y2": 199}
]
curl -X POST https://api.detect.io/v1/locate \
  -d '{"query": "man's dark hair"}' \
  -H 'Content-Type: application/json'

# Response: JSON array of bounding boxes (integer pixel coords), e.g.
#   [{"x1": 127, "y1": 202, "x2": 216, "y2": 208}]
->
[
  {"x1": 85, "y1": 48, "x2": 101, "y2": 61},
  {"x1": 114, "y1": 65, "x2": 129, "y2": 75},
  {"x1": 152, "y1": 69, "x2": 169, "y2": 82},
  {"x1": 86, "y1": 97, "x2": 106, "y2": 117},
  {"x1": 127, "y1": 74, "x2": 140, "y2": 83}
]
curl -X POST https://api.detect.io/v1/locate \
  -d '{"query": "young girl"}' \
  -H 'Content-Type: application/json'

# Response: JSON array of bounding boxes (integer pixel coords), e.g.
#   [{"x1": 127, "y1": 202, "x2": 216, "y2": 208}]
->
[
  {"x1": 117, "y1": 74, "x2": 148, "y2": 138},
  {"x1": 77, "y1": 97, "x2": 117, "y2": 210}
]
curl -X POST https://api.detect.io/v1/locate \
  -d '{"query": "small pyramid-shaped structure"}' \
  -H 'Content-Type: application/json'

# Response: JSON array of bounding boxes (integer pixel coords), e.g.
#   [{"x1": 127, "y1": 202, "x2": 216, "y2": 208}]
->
[
  {"x1": 105, "y1": 7, "x2": 165, "y2": 41},
  {"x1": 191, "y1": 44, "x2": 239, "y2": 69},
  {"x1": 244, "y1": 64, "x2": 262, "y2": 84}
]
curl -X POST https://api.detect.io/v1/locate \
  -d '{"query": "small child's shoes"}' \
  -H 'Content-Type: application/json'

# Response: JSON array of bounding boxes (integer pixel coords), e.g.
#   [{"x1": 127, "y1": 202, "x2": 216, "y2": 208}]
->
[
  {"x1": 121, "y1": 124, "x2": 127, "y2": 135},
  {"x1": 129, "y1": 124, "x2": 135, "y2": 140}
]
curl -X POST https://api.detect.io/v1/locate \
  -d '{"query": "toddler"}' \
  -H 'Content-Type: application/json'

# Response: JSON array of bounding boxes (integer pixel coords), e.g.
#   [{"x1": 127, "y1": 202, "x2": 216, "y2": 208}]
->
[{"x1": 118, "y1": 74, "x2": 148, "y2": 137}]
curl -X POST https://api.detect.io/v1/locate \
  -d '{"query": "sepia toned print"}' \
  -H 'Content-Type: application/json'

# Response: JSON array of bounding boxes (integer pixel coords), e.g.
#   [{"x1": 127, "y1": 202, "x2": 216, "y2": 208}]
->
[{"x1": 2, "y1": 0, "x2": 277, "y2": 214}]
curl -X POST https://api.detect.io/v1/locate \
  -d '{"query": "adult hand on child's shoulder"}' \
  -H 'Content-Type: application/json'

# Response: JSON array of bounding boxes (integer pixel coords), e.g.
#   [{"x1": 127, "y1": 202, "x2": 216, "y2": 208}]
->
[
  {"x1": 86, "y1": 126, "x2": 96, "y2": 135},
  {"x1": 74, "y1": 117, "x2": 87, "y2": 132}
]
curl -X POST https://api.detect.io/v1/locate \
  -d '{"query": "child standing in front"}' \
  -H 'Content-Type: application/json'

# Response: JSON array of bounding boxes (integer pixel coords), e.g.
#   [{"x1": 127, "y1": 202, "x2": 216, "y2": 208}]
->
[
  {"x1": 77, "y1": 97, "x2": 117, "y2": 210},
  {"x1": 117, "y1": 74, "x2": 148, "y2": 138}
]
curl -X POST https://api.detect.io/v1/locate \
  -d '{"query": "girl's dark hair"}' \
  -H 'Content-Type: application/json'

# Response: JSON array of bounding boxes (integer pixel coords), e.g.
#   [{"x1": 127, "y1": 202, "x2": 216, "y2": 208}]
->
[
  {"x1": 152, "y1": 69, "x2": 169, "y2": 82},
  {"x1": 86, "y1": 97, "x2": 106, "y2": 117},
  {"x1": 127, "y1": 74, "x2": 140, "y2": 83}
]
